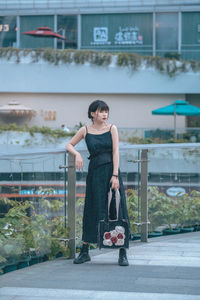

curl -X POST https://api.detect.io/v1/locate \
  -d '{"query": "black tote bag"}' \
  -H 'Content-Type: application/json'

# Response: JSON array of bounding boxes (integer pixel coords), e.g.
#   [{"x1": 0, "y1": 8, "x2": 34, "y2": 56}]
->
[{"x1": 98, "y1": 188, "x2": 129, "y2": 249}]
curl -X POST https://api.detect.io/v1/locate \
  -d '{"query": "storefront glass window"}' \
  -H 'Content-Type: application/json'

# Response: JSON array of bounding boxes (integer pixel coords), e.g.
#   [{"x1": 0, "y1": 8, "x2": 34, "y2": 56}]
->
[
  {"x1": 20, "y1": 15, "x2": 54, "y2": 48},
  {"x1": 57, "y1": 15, "x2": 77, "y2": 49},
  {"x1": 156, "y1": 13, "x2": 178, "y2": 56},
  {"x1": 182, "y1": 12, "x2": 200, "y2": 61},
  {"x1": 0, "y1": 16, "x2": 17, "y2": 47},
  {"x1": 81, "y1": 13, "x2": 153, "y2": 55}
]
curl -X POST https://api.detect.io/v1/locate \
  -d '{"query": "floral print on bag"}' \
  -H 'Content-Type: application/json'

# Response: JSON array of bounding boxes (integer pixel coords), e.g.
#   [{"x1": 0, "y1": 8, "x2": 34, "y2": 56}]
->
[{"x1": 103, "y1": 226, "x2": 125, "y2": 246}]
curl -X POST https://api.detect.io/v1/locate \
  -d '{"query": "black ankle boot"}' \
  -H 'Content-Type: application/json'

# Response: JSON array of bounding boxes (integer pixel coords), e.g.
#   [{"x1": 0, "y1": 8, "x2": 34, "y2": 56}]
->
[
  {"x1": 118, "y1": 248, "x2": 129, "y2": 266},
  {"x1": 73, "y1": 243, "x2": 91, "y2": 264}
]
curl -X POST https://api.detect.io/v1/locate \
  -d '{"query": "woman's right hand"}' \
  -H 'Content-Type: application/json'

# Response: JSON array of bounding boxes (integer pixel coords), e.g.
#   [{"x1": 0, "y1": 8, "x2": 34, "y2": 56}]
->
[{"x1": 75, "y1": 153, "x2": 84, "y2": 170}]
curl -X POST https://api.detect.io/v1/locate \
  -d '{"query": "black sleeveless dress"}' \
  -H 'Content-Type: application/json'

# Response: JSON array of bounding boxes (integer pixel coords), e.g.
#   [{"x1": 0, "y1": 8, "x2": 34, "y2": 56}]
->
[{"x1": 82, "y1": 124, "x2": 130, "y2": 244}]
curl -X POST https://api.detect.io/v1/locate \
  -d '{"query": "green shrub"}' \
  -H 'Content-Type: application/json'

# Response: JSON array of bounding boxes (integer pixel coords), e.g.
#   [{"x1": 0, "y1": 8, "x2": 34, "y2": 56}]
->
[
  {"x1": 0, "y1": 123, "x2": 75, "y2": 138},
  {"x1": 0, "y1": 191, "x2": 70, "y2": 268},
  {"x1": 1, "y1": 48, "x2": 200, "y2": 77}
]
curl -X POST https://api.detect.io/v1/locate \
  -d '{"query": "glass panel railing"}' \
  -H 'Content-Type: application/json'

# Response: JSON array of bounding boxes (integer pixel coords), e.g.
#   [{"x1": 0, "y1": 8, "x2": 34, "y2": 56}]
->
[
  {"x1": 1, "y1": 143, "x2": 200, "y2": 274},
  {"x1": 118, "y1": 128, "x2": 200, "y2": 143},
  {"x1": 0, "y1": 151, "x2": 69, "y2": 274},
  {"x1": 74, "y1": 150, "x2": 88, "y2": 250},
  {"x1": 76, "y1": 147, "x2": 141, "y2": 244},
  {"x1": 120, "y1": 147, "x2": 141, "y2": 239},
  {"x1": 75, "y1": 148, "x2": 141, "y2": 247},
  {"x1": 147, "y1": 146, "x2": 200, "y2": 236},
  {"x1": 117, "y1": 144, "x2": 200, "y2": 241}
]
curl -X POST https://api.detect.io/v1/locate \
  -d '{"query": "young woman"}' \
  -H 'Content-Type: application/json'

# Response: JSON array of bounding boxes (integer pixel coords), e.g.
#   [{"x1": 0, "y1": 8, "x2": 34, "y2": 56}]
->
[{"x1": 66, "y1": 100, "x2": 130, "y2": 266}]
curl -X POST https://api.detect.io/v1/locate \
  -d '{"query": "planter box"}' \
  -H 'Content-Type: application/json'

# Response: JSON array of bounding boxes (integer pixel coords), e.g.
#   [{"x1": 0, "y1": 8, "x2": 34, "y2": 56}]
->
[
  {"x1": 148, "y1": 231, "x2": 163, "y2": 238},
  {"x1": 30, "y1": 254, "x2": 46, "y2": 265},
  {"x1": 17, "y1": 261, "x2": 29, "y2": 269},
  {"x1": 194, "y1": 225, "x2": 200, "y2": 232},
  {"x1": 180, "y1": 227, "x2": 194, "y2": 233},
  {"x1": 42, "y1": 255, "x2": 49, "y2": 262},
  {"x1": 131, "y1": 234, "x2": 141, "y2": 240},
  {"x1": 29, "y1": 256, "x2": 39, "y2": 266},
  {"x1": 3, "y1": 263, "x2": 18, "y2": 273},
  {"x1": 163, "y1": 228, "x2": 181, "y2": 235},
  {"x1": 56, "y1": 252, "x2": 63, "y2": 258},
  {"x1": 0, "y1": 265, "x2": 5, "y2": 275}
]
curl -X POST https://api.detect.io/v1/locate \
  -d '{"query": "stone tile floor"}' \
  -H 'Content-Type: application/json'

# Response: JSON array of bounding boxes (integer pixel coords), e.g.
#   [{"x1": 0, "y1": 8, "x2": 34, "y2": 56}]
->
[{"x1": 0, "y1": 232, "x2": 200, "y2": 300}]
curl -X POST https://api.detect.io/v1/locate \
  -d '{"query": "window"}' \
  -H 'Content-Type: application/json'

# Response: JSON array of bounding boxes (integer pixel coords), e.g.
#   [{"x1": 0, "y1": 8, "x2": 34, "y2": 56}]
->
[
  {"x1": 156, "y1": 13, "x2": 178, "y2": 56},
  {"x1": 182, "y1": 12, "x2": 200, "y2": 60},
  {"x1": 57, "y1": 15, "x2": 77, "y2": 49},
  {"x1": 0, "y1": 16, "x2": 17, "y2": 47},
  {"x1": 81, "y1": 13, "x2": 153, "y2": 55},
  {"x1": 20, "y1": 15, "x2": 54, "y2": 48}
]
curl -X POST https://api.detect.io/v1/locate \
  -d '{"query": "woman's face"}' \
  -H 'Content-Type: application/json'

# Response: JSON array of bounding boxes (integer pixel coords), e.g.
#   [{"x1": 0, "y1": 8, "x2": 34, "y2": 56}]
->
[{"x1": 92, "y1": 109, "x2": 109, "y2": 123}]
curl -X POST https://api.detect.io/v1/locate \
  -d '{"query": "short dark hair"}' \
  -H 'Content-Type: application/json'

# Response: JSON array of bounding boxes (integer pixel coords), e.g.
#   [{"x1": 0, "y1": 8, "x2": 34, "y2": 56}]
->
[{"x1": 88, "y1": 100, "x2": 109, "y2": 121}]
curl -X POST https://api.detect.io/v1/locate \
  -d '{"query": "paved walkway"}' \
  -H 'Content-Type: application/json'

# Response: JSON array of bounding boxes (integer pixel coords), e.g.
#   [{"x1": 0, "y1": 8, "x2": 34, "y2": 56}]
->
[{"x1": 0, "y1": 232, "x2": 200, "y2": 300}]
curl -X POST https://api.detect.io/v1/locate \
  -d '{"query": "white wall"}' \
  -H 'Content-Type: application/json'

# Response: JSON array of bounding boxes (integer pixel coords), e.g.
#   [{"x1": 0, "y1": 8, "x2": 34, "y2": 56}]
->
[
  {"x1": 1, "y1": 57, "x2": 199, "y2": 128},
  {"x1": 0, "y1": 59, "x2": 200, "y2": 94},
  {"x1": 0, "y1": 93, "x2": 185, "y2": 129}
]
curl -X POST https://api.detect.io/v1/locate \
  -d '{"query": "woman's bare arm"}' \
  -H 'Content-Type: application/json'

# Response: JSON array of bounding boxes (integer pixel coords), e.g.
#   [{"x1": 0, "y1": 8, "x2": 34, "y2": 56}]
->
[
  {"x1": 66, "y1": 126, "x2": 85, "y2": 170},
  {"x1": 110, "y1": 125, "x2": 120, "y2": 189}
]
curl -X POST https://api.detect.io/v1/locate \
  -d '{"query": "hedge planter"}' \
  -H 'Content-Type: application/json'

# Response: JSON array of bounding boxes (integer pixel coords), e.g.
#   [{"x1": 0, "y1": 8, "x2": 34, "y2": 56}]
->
[
  {"x1": 42, "y1": 254, "x2": 49, "y2": 262},
  {"x1": 29, "y1": 255, "x2": 43, "y2": 266},
  {"x1": 0, "y1": 263, "x2": 5, "y2": 275},
  {"x1": 163, "y1": 228, "x2": 181, "y2": 235},
  {"x1": 148, "y1": 231, "x2": 163, "y2": 238},
  {"x1": 55, "y1": 252, "x2": 63, "y2": 258},
  {"x1": 194, "y1": 225, "x2": 200, "y2": 232},
  {"x1": 17, "y1": 261, "x2": 29, "y2": 269},
  {"x1": 3, "y1": 262, "x2": 18, "y2": 273},
  {"x1": 131, "y1": 234, "x2": 141, "y2": 240},
  {"x1": 17, "y1": 256, "x2": 30, "y2": 269},
  {"x1": 17, "y1": 254, "x2": 31, "y2": 269},
  {"x1": 180, "y1": 227, "x2": 195, "y2": 233}
]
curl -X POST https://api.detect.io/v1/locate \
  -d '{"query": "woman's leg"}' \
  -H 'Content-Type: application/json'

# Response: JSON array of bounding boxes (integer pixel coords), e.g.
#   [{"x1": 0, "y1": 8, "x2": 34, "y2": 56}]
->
[
  {"x1": 118, "y1": 248, "x2": 129, "y2": 266},
  {"x1": 73, "y1": 241, "x2": 91, "y2": 264}
]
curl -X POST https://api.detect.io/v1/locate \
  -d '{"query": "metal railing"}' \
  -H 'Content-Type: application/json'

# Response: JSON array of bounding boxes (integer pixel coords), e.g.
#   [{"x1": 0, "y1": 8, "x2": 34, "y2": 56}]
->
[
  {"x1": 0, "y1": 142, "x2": 200, "y2": 266},
  {"x1": 66, "y1": 142, "x2": 200, "y2": 257}
]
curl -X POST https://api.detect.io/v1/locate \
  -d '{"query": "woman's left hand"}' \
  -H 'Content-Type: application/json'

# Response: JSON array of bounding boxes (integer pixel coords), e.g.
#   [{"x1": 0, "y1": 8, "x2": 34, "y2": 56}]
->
[{"x1": 110, "y1": 176, "x2": 119, "y2": 190}]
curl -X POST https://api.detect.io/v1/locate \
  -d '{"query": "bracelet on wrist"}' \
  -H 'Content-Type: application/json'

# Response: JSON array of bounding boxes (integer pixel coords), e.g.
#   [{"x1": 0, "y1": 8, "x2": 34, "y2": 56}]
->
[{"x1": 112, "y1": 174, "x2": 118, "y2": 178}]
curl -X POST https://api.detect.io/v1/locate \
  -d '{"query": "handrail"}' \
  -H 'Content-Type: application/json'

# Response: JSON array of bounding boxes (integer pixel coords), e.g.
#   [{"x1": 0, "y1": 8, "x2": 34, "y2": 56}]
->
[
  {"x1": 0, "y1": 148, "x2": 66, "y2": 158},
  {"x1": 1, "y1": 144, "x2": 199, "y2": 253},
  {"x1": 0, "y1": 143, "x2": 199, "y2": 158}
]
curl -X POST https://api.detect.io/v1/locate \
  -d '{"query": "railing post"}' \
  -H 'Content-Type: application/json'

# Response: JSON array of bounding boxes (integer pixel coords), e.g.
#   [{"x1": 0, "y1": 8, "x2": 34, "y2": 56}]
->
[
  {"x1": 141, "y1": 149, "x2": 148, "y2": 242},
  {"x1": 67, "y1": 152, "x2": 76, "y2": 258}
]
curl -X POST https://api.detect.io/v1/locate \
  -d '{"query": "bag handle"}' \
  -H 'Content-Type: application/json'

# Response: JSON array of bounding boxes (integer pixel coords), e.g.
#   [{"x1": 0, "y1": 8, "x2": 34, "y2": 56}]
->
[{"x1": 107, "y1": 188, "x2": 120, "y2": 221}]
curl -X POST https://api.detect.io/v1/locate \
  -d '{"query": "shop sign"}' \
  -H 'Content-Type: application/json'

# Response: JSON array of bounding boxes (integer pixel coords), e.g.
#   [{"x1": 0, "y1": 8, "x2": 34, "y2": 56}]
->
[
  {"x1": 0, "y1": 24, "x2": 9, "y2": 32},
  {"x1": 166, "y1": 187, "x2": 186, "y2": 197},
  {"x1": 20, "y1": 189, "x2": 67, "y2": 195},
  {"x1": 90, "y1": 25, "x2": 143, "y2": 46},
  {"x1": 91, "y1": 27, "x2": 111, "y2": 45},
  {"x1": 114, "y1": 26, "x2": 143, "y2": 45}
]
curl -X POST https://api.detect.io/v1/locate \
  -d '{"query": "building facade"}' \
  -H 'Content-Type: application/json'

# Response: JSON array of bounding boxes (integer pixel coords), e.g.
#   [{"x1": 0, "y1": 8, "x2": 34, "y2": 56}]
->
[
  {"x1": 0, "y1": 0, "x2": 200, "y2": 60},
  {"x1": 0, "y1": 1, "x2": 200, "y2": 131},
  {"x1": 0, "y1": 52, "x2": 199, "y2": 130}
]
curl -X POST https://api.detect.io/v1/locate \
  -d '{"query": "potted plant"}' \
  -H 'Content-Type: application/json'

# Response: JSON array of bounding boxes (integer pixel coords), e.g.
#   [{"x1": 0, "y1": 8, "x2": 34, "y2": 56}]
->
[
  {"x1": 175, "y1": 190, "x2": 200, "y2": 232},
  {"x1": 0, "y1": 192, "x2": 70, "y2": 275},
  {"x1": 0, "y1": 198, "x2": 32, "y2": 273},
  {"x1": 148, "y1": 187, "x2": 174, "y2": 235},
  {"x1": 126, "y1": 189, "x2": 142, "y2": 240},
  {"x1": 28, "y1": 196, "x2": 70, "y2": 262}
]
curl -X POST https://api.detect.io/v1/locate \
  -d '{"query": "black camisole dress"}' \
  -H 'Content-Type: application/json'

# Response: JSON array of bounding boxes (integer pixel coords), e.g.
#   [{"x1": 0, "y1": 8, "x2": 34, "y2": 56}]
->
[{"x1": 82, "y1": 124, "x2": 130, "y2": 244}]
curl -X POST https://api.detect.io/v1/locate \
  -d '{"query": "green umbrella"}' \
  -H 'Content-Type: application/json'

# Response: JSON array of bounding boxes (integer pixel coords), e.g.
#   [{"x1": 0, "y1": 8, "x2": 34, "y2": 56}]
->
[{"x1": 152, "y1": 100, "x2": 200, "y2": 138}]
